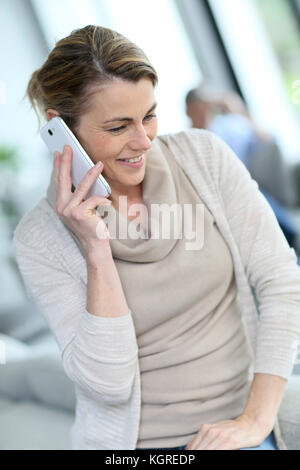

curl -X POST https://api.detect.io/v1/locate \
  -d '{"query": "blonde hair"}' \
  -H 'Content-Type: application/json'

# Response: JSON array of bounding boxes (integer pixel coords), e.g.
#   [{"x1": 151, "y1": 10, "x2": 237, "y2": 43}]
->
[{"x1": 26, "y1": 25, "x2": 158, "y2": 131}]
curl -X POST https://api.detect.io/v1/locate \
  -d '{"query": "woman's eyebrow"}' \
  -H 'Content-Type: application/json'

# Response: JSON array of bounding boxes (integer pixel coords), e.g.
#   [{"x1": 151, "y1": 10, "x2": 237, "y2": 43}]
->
[{"x1": 102, "y1": 102, "x2": 157, "y2": 124}]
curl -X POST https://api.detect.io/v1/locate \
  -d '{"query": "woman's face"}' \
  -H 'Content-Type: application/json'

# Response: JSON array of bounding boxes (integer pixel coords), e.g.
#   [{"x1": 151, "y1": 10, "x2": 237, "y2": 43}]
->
[{"x1": 74, "y1": 77, "x2": 158, "y2": 197}]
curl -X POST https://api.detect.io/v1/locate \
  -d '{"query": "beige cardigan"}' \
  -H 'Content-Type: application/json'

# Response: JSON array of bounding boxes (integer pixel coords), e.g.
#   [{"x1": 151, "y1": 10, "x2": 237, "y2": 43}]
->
[{"x1": 12, "y1": 129, "x2": 300, "y2": 450}]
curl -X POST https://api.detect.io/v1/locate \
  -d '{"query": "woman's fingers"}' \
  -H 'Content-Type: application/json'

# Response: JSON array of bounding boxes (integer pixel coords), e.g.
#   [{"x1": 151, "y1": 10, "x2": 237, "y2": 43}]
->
[
  {"x1": 54, "y1": 145, "x2": 73, "y2": 214},
  {"x1": 202, "y1": 437, "x2": 226, "y2": 450},
  {"x1": 53, "y1": 151, "x2": 60, "y2": 186},
  {"x1": 52, "y1": 146, "x2": 112, "y2": 247},
  {"x1": 76, "y1": 196, "x2": 112, "y2": 219},
  {"x1": 57, "y1": 145, "x2": 73, "y2": 202},
  {"x1": 185, "y1": 424, "x2": 210, "y2": 450},
  {"x1": 68, "y1": 159, "x2": 105, "y2": 209},
  {"x1": 54, "y1": 144, "x2": 107, "y2": 215},
  {"x1": 195, "y1": 431, "x2": 221, "y2": 450}
]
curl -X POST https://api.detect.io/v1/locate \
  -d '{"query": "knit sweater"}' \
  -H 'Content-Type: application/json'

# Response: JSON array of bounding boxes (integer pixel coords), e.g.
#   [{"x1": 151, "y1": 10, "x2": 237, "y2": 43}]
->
[
  {"x1": 12, "y1": 129, "x2": 300, "y2": 450},
  {"x1": 100, "y1": 136, "x2": 254, "y2": 448}
]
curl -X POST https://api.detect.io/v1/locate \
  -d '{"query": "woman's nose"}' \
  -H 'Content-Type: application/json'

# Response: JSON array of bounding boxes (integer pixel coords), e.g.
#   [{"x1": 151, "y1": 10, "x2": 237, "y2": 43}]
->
[{"x1": 129, "y1": 125, "x2": 152, "y2": 152}]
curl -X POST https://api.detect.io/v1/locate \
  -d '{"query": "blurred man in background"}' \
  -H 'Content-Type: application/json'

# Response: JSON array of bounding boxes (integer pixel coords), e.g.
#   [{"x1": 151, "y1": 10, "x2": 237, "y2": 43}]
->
[{"x1": 186, "y1": 84, "x2": 300, "y2": 261}]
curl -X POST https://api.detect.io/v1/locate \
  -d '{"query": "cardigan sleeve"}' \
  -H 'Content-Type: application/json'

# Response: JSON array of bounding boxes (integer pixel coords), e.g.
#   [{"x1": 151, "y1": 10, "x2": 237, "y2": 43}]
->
[
  {"x1": 12, "y1": 229, "x2": 138, "y2": 405},
  {"x1": 207, "y1": 131, "x2": 300, "y2": 379}
]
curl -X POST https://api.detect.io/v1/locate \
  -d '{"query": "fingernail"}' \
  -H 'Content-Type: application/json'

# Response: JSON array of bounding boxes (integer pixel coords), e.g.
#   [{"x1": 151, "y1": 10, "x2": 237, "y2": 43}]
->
[
  {"x1": 96, "y1": 161, "x2": 103, "y2": 168},
  {"x1": 99, "y1": 199, "x2": 112, "y2": 206}
]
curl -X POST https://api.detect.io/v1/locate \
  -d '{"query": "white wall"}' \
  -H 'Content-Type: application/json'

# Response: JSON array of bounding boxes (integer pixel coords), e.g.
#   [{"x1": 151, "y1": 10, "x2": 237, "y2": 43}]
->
[
  {"x1": 0, "y1": 0, "x2": 202, "y2": 211},
  {"x1": 0, "y1": 0, "x2": 52, "y2": 212},
  {"x1": 209, "y1": 0, "x2": 300, "y2": 163},
  {"x1": 95, "y1": 0, "x2": 202, "y2": 135},
  {"x1": 0, "y1": 0, "x2": 202, "y2": 310},
  {"x1": 30, "y1": 0, "x2": 202, "y2": 136},
  {"x1": 0, "y1": 0, "x2": 52, "y2": 311}
]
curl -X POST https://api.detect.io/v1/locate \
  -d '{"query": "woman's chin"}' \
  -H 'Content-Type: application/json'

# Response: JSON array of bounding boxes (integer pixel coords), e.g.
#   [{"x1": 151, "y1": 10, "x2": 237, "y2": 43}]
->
[{"x1": 105, "y1": 168, "x2": 146, "y2": 192}]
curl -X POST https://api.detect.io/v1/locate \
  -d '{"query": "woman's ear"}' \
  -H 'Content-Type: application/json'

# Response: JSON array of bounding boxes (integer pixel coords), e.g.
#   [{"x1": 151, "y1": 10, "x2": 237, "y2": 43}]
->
[{"x1": 46, "y1": 109, "x2": 60, "y2": 121}]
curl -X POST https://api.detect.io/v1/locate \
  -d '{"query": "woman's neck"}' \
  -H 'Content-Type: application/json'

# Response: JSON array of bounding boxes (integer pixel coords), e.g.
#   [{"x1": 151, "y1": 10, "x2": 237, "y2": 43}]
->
[
  {"x1": 109, "y1": 182, "x2": 144, "y2": 205},
  {"x1": 108, "y1": 182, "x2": 145, "y2": 220}
]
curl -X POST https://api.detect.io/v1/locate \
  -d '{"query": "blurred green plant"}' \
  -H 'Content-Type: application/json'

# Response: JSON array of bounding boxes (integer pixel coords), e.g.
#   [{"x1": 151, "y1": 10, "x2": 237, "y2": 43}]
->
[
  {"x1": 0, "y1": 144, "x2": 23, "y2": 231},
  {"x1": 256, "y1": 0, "x2": 300, "y2": 114},
  {"x1": 0, "y1": 144, "x2": 22, "y2": 171}
]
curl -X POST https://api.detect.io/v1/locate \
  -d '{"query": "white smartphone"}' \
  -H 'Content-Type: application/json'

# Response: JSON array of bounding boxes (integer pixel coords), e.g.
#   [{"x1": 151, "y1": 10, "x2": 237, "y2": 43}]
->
[{"x1": 40, "y1": 116, "x2": 111, "y2": 198}]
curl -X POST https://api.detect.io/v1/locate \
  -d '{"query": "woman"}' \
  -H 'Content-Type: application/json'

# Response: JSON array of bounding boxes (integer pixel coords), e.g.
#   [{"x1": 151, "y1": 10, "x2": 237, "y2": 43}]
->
[{"x1": 13, "y1": 25, "x2": 300, "y2": 450}]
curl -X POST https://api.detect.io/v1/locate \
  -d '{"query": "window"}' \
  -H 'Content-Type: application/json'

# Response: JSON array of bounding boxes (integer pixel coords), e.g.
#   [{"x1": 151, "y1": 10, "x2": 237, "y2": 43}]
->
[
  {"x1": 31, "y1": 0, "x2": 202, "y2": 135},
  {"x1": 255, "y1": 0, "x2": 300, "y2": 117},
  {"x1": 208, "y1": 0, "x2": 300, "y2": 162},
  {"x1": 92, "y1": 0, "x2": 202, "y2": 134}
]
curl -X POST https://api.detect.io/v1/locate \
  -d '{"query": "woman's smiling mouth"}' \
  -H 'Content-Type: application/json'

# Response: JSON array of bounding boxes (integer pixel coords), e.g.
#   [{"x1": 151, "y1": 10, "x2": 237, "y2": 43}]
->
[{"x1": 116, "y1": 154, "x2": 145, "y2": 168}]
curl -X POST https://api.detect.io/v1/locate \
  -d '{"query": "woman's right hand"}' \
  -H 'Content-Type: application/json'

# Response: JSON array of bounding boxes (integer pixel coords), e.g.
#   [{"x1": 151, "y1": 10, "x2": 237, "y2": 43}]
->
[{"x1": 53, "y1": 145, "x2": 112, "y2": 256}]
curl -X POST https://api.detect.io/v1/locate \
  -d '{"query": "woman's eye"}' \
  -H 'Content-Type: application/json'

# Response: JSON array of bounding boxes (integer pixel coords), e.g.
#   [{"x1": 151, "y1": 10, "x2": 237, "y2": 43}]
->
[
  {"x1": 144, "y1": 114, "x2": 157, "y2": 121},
  {"x1": 108, "y1": 114, "x2": 157, "y2": 134},
  {"x1": 109, "y1": 125, "x2": 125, "y2": 133}
]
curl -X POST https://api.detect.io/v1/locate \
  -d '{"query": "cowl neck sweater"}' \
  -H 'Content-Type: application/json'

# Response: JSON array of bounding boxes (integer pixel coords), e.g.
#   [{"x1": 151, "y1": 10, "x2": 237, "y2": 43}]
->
[
  {"x1": 13, "y1": 129, "x2": 300, "y2": 449},
  {"x1": 102, "y1": 138, "x2": 181, "y2": 262},
  {"x1": 47, "y1": 137, "x2": 184, "y2": 263},
  {"x1": 46, "y1": 134, "x2": 253, "y2": 448}
]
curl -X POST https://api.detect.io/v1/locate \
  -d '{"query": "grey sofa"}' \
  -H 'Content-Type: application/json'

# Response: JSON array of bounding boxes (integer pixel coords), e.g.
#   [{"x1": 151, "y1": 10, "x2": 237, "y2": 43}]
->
[
  {"x1": 247, "y1": 139, "x2": 297, "y2": 208},
  {"x1": 0, "y1": 297, "x2": 300, "y2": 450},
  {"x1": 0, "y1": 300, "x2": 75, "y2": 450}
]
